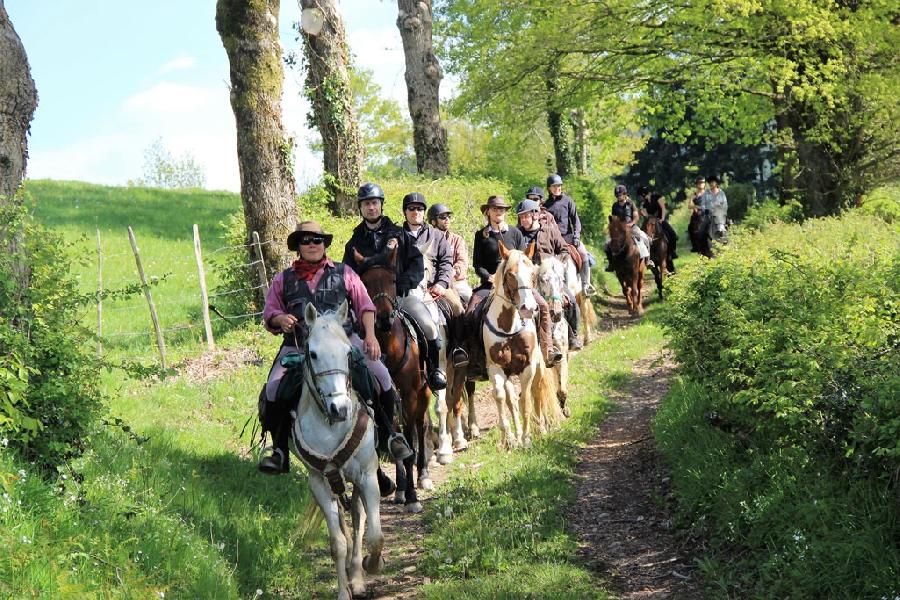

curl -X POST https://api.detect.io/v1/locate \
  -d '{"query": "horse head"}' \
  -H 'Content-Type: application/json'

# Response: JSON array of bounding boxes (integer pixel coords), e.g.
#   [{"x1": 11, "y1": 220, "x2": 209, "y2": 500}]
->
[
  {"x1": 707, "y1": 205, "x2": 728, "y2": 242},
  {"x1": 643, "y1": 216, "x2": 659, "y2": 239},
  {"x1": 356, "y1": 246, "x2": 399, "y2": 331},
  {"x1": 302, "y1": 301, "x2": 354, "y2": 423},
  {"x1": 538, "y1": 256, "x2": 566, "y2": 323},
  {"x1": 496, "y1": 240, "x2": 538, "y2": 317},
  {"x1": 608, "y1": 215, "x2": 632, "y2": 256}
]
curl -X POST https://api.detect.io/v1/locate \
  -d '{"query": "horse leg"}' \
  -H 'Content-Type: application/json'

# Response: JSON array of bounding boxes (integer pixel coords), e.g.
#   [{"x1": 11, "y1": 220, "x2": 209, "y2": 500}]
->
[
  {"x1": 465, "y1": 381, "x2": 479, "y2": 439},
  {"x1": 557, "y1": 357, "x2": 570, "y2": 418},
  {"x1": 348, "y1": 489, "x2": 366, "y2": 597},
  {"x1": 504, "y1": 376, "x2": 523, "y2": 447},
  {"x1": 446, "y1": 366, "x2": 468, "y2": 451},
  {"x1": 489, "y1": 367, "x2": 516, "y2": 448},
  {"x1": 360, "y1": 466, "x2": 384, "y2": 576},
  {"x1": 635, "y1": 270, "x2": 645, "y2": 315},
  {"x1": 518, "y1": 369, "x2": 533, "y2": 448},
  {"x1": 404, "y1": 424, "x2": 423, "y2": 513},
  {"x1": 435, "y1": 359, "x2": 453, "y2": 464},
  {"x1": 308, "y1": 474, "x2": 353, "y2": 600},
  {"x1": 393, "y1": 458, "x2": 406, "y2": 505},
  {"x1": 418, "y1": 406, "x2": 434, "y2": 491}
]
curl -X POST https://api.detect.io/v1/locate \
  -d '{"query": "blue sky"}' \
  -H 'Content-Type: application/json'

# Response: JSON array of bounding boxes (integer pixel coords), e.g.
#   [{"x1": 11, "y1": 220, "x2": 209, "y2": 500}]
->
[{"x1": 7, "y1": 1, "x2": 414, "y2": 192}]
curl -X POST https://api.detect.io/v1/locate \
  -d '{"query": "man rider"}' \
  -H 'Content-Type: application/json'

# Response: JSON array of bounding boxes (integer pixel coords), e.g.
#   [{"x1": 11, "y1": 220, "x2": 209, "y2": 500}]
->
[
  {"x1": 427, "y1": 202, "x2": 472, "y2": 306},
  {"x1": 543, "y1": 175, "x2": 597, "y2": 296},
  {"x1": 258, "y1": 221, "x2": 411, "y2": 495},
  {"x1": 605, "y1": 184, "x2": 653, "y2": 270},
  {"x1": 516, "y1": 199, "x2": 582, "y2": 351},
  {"x1": 342, "y1": 183, "x2": 448, "y2": 392}
]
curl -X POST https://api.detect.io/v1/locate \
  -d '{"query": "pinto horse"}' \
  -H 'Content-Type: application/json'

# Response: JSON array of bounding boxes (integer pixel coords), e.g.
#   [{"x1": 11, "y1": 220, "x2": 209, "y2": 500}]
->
[
  {"x1": 484, "y1": 241, "x2": 562, "y2": 448},
  {"x1": 608, "y1": 216, "x2": 645, "y2": 315},
  {"x1": 355, "y1": 247, "x2": 431, "y2": 514},
  {"x1": 642, "y1": 216, "x2": 668, "y2": 301}
]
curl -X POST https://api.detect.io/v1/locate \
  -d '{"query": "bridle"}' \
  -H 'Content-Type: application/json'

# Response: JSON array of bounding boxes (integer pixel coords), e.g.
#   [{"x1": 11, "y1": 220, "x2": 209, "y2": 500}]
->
[{"x1": 301, "y1": 341, "x2": 353, "y2": 425}]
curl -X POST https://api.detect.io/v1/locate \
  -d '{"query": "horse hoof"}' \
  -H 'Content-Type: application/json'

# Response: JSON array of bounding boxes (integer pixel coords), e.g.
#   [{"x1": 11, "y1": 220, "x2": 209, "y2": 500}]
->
[
  {"x1": 350, "y1": 582, "x2": 367, "y2": 599},
  {"x1": 405, "y1": 501, "x2": 424, "y2": 514},
  {"x1": 452, "y1": 438, "x2": 468, "y2": 452},
  {"x1": 428, "y1": 454, "x2": 438, "y2": 467},
  {"x1": 468, "y1": 425, "x2": 481, "y2": 439},
  {"x1": 363, "y1": 554, "x2": 385, "y2": 575},
  {"x1": 522, "y1": 436, "x2": 533, "y2": 449},
  {"x1": 437, "y1": 451, "x2": 454, "y2": 465},
  {"x1": 393, "y1": 491, "x2": 406, "y2": 504},
  {"x1": 419, "y1": 477, "x2": 434, "y2": 491}
]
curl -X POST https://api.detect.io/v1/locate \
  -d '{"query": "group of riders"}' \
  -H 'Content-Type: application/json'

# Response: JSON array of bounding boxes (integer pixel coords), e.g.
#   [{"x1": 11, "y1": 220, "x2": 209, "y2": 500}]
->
[{"x1": 255, "y1": 172, "x2": 727, "y2": 493}]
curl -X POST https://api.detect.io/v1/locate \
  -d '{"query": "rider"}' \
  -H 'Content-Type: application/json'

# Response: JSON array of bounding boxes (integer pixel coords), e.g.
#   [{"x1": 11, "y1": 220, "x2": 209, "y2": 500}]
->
[
  {"x1": 516, "y1": 198, "x2": 582, "y2": 351},
  {"x1": 258, "y1": 220, "x2": 411, "y2": 491},
  {"x1": 641, "y1": 191, "x2": 679, "y2": 271},
  {"x1": 701, "y1": 174, "x2": 728, "y2": 215},
  {"x1": 543, "y1": 174, "x2": 596, "y2": 296},
  {"x1": 342, "y1": 183, "x2": 448, "y2": 392},
  {"x1": 604, "y1": 184, "x2": 653, "y2": 271},
  {"x1": 468, "y1": 195, "x2": 561, "y2": 367},
  {"x1": 689, "y1": 176, "x2": 707, "y2": 252},
  {"x1": 426, "y1": 201, "x2": 472, "y2": 306}
]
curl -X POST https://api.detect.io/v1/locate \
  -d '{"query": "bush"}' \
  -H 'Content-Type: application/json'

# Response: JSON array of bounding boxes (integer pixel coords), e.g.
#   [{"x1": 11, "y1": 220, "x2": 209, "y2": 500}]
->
[
  {"x1": 859, "y1": 183, "x2": 900, "y2": 223},
  {"x1": 662, "y1": 213, "x2": 899, "y2": 472},
  {"x1": 739, "y1": 197, "x2": 803, "y2": 231},
  {"x1": 0, "y1": 204, "x2": 105, "y2": 471},
  {"x1": 724, "y1": 181, "x2": 756, "y2": 221}
]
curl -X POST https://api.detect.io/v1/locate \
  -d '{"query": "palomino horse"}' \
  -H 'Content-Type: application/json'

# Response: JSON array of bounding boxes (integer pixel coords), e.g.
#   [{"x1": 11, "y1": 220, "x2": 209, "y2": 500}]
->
[
  {"x1": 560, "y1": 251, "x2": 598, "y2": 345},
  {"x1": 484, "y1": 242, "x2": 563, "y2": 448},
  {"x1": 537, "y1": 256, "x2": 572, "y2": 417},
  {"x1": 608, "y1": 216, "x2": 645, "y2": 315},
  {"x1": 642, "y1": 216, "x2": 668, "y2": 301},
  {"x1": 355, "y1": 247, "x2": 431, "y2": 513},
  {"x1": 290, "y1": 302, "x2": 383, "y2": 600}
]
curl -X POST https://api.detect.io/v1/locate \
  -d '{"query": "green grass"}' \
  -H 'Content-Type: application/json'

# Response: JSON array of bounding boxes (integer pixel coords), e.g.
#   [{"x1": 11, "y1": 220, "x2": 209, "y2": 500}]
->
[{"x1": 418, "y1": 302, "x2": 669, "y2": 599}]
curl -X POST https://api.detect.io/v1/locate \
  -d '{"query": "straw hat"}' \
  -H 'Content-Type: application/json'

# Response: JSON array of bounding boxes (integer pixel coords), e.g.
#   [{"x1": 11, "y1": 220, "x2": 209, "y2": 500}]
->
[{"x1": 287, "y1": 220, "x2": 333, "y2": 252}]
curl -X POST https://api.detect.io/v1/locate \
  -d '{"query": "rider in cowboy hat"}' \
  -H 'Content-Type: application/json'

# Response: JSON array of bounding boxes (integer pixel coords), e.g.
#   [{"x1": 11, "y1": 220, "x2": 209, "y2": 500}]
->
[{"x1": 258, "y1": 220, "x2": 411, "y2": 495}]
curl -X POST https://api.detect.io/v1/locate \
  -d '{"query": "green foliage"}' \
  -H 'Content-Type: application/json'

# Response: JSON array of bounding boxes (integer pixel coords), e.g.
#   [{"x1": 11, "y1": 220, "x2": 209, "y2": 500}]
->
[
  {"x1": 351, "y1": 67, "x2": 415, "y2": 175},
  {"x1": 655, "y1": 380, "x2": 900, "y2": 598},
  {"x1": 0, "y1": 203, "x2": 105, "y2": 470},
  {"x1": 662, "y1": 214, "x2": 900, "y2": 471},
  {"x1": 859, "y1": 183, "x2": 900, "y2": 224},
  {"x1": 134, "y1": 137, "x2": 206, "y2": 189},
  {"x1": 739, "y1": 198, "x2": 804, "y2": 231},
  {"x1": 724, "y1": 182, "x2": 757, "y2": 221}
]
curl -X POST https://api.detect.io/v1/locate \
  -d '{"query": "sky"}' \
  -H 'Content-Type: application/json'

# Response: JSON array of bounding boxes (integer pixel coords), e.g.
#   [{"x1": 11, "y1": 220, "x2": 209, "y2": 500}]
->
[{"x1": 7, "y1": 0, "x2": 419, "y2": 192}]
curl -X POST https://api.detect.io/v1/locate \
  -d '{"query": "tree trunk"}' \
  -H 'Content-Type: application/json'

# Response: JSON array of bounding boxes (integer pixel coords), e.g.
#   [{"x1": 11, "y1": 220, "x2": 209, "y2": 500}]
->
[
  {"x1": 299, "y1": 0, "x2": 364, "y2": 215},
  {"x1": 0, "y1": 0, "x2": 38, "y2": 299},
  {"x1": 571, "y1": 108, "x2": 588, "y2": 176},
  {"x1": 396, "y1": 0, "x2": 449, "y2": 177},
  {"x1": 216, "y1": 0, "x2": 298, "y2": 296},
  {"x1": 545, "y1": 73, "x2": 573, "y2": 177}
]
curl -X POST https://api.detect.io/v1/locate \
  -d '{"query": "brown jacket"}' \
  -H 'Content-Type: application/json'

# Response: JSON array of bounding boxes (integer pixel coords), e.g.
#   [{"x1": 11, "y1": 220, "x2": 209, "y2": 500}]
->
[
  {"x1": 445, "y1": 230, "x2": 469, "y2": 282},
  {"x1": 518, "y1": 216, "x2": 568, "y2": 263}
]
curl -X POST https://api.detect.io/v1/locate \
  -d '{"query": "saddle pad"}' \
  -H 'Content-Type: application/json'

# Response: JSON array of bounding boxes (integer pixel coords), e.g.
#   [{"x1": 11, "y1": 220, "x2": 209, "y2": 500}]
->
[{"x1": 566, "y1": 244, "x2": 583, "y2": 271}]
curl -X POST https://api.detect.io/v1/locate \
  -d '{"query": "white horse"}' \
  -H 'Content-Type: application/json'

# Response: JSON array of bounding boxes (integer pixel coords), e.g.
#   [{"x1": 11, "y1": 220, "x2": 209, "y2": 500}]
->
[
  {"x1": 290, "y1": 301, "x2": 383, "y2": 600},
  {"x1": 484, "y1": 242, "x2": 563, "y2": 448},
  {"x1": 538, "y1": 256, "x2": 571, "y2": 417},
  {"x1": 560, "y1": 251, "x2": 598, "y2": 345}
]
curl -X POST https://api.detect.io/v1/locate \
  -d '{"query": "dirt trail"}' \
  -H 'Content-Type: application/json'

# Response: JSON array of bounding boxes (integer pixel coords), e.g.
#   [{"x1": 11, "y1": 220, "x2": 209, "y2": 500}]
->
[{"x1": 571, "y1": 295, "x2": 704, "y2": 599}]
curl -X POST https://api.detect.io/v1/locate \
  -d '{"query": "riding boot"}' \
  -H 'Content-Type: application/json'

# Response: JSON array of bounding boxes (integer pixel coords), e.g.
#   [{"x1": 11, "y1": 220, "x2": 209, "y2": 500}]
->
[
  {"x1": 258, "y1": 400, "x2": 290, "y2": 474},
  {"x1": 537, "y1": 300, "x2": 563, "y2": 366},
  {"x1": 566, "y1": 299, "x2": 582, "y2": 350},
  {"x1": 376, "y1": 387, "x2": 413, "y2": 462},
  {"x1": 580, "y1": 258, "x2": 596, "y2": 296},
  {"x1": 424, "y1": 338, "x2": 448, "y2": 391},
  {"x1": 604, "y1": 246, "x2": 615, "y2": 272}
]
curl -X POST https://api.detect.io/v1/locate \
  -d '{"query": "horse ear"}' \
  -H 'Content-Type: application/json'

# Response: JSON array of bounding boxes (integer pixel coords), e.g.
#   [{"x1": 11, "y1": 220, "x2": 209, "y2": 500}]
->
[
  {"x1": 498, "y1": 239, "x2": 510, "y2": 260},
  {"x1": 337, "y1": 299, "x2": 349, "y2": 323},
  {"x1": 387, "y1": 245, "x2": 398, "y2": 268},
  {"x1": 304, "y1": 302, "x2": 318, "y2": 327},
  {"x1": 524, "y1": 240, "x2": 536, "y2": 260}
]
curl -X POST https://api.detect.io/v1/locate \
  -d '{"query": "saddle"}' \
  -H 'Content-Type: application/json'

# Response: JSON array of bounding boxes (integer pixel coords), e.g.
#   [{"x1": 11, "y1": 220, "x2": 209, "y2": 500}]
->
[{"x1": 565, "y1": 244, "x2": 583, "y2": 271}]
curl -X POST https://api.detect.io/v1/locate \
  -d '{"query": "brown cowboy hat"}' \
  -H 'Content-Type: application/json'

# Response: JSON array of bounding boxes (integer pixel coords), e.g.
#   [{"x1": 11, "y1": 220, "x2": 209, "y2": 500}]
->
[
  {"x1": 480, "y1": 195, "x2": 511, "y2": 214},
  {"x1": 287, "y1": 220, "x2": 333, "y2": 252}
]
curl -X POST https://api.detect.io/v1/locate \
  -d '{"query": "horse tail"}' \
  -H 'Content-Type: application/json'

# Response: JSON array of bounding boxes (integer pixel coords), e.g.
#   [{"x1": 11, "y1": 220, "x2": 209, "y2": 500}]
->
[
  {"x1": 578, "y1": 293, "x2": 598, "y2": 339},
  {"x1": 296, "y1": 494, "x2": 326, "y2": 545},
  {"x1": 532, "y1": 356, "x2": 562, "y2": 431}
]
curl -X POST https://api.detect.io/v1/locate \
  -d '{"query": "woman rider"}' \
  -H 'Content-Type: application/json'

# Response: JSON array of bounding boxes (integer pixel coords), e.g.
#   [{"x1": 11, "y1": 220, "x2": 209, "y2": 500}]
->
[{"x1": 641, "y1": 191, "x2": 678, "y2": 272}]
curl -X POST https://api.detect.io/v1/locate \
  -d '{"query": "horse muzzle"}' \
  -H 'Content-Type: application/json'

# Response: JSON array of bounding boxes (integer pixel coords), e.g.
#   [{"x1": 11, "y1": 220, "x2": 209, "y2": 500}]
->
[{"x1": 327, "y1": 401, "x2": 349, "y2": 422}]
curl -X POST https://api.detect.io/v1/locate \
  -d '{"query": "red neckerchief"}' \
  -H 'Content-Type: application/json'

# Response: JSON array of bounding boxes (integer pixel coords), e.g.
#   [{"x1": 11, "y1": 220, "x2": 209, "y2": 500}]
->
[{"x1": 292, "y1": 258, "x2": 326, "y2": 281}]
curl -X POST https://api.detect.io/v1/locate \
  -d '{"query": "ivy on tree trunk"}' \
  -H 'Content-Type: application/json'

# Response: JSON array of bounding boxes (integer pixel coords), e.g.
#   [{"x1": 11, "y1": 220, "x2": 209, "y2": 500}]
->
[
  {"x1": 216, "y1": 0, "x2": 298, "y2": 299},
  {"x1": 299, "y1": 0, "x2": 363, "y2": 216},
  {"x1": 397, "y1": 0, "x2": 449, "y2": 177}
]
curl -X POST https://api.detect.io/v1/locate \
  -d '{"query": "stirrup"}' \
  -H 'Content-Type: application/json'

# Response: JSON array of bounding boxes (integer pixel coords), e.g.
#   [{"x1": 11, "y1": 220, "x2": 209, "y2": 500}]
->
[
  {"x1": 451, "y1": 348, "x2": 470, "y2": 368},
  {"x1": 257, "y1": 446, "x2": 287, "y2": 474},
  {"x1": 583, "y1": 283, "x2": 597, "y2": 297},
  {"x1": 389, "y1": 432, "x2": 414, "y2": 461}
]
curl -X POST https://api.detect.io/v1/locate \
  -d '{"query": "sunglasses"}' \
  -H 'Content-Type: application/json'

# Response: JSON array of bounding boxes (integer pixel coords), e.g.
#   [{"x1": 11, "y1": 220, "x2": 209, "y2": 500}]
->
[
  {"x1": 406, "y1": 205, "x2": 426, "y2": 212},
  {"x1": 436, "y1": 214, "x2": 451, "y2": 220},
  {"x1": 299, "y1": 235, "x2": 326, "y2": 245}
]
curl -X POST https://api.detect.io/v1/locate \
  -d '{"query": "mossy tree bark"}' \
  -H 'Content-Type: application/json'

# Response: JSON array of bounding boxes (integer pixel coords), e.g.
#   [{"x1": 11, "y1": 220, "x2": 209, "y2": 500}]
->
[
  {"x1": 0, "y1": 0, "x2": 38, "y2": 298},
  {"x1": 299, "y1": 0, "x2": 363, "y2": 216},
  {"x1": 216, "y1": 0, "x2": 298, "y2": 294},
  {"x1": 396, "y1": 0, "x2": 449, "y2": 177}
]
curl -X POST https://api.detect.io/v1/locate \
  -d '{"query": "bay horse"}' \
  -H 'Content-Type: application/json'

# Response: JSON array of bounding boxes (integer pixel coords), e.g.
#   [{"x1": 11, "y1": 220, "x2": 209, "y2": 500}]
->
[
  {"x1": 608, "y1": 216, "x2": 645, "y2": 315},
  {"x1": 291, "y1": 301, "x2": 383, "y2": 600},
  {"x1": 355, "y1": 247, "x2": 430, "y2": 514},
  {"x1": 642, "y1": 216, "x2": 668, "y2": 301},
  {"x1": 537, "y1": 256, "x2": 572, "y2": 417},
  {"x1": 484, "y1": 241, "x2": 562, "y2": 448}
]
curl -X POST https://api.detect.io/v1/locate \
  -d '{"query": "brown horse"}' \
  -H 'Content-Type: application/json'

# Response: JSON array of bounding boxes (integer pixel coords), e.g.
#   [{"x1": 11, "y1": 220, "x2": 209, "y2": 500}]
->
[
  {"x1": 355, "y1": 247, "x2": 431, "y2": 514},
  {"x1": 642, "y1": 216, "x2": 668, "y2": 301},
  {"x1": 608, "y1": 216, "x2": 645, "y2": 315}
]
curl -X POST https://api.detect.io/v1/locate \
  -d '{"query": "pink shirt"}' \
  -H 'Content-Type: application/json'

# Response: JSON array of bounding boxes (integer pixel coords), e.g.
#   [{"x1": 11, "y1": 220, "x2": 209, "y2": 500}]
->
[{"x1": 263, "y1": 258, "x2": 375, "y2": 335}]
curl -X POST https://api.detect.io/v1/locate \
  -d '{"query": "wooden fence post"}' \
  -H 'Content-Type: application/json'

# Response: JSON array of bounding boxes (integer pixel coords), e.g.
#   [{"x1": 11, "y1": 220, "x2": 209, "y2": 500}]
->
[
  {"x1": 252, "y1": 231, "x2": 269, "y2": 296},
  {"x1": 128, "y1": 226, "x2": 167, "y2": 370},
  {"x1": 193, "y1": 224, "x2": 215, "y2": 351},
  {"x1": 96, "y1": 228, "x2": 103, "y2": 357}
]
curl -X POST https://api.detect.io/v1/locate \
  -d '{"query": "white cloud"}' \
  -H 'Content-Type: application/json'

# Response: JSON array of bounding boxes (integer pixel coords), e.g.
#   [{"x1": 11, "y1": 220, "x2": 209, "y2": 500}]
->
[
  {"x1": 157, "y1": 55, "x2": 198, "y2": 75},
  {"x1": 124, "y1": 81, "x2": 216, "y2": 114}
]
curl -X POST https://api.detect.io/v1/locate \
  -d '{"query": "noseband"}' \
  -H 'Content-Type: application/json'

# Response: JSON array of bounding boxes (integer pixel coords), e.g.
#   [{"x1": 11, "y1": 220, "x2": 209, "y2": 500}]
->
[{"x1": 302, "y1": 343, "x2": 353, "y2": 424}]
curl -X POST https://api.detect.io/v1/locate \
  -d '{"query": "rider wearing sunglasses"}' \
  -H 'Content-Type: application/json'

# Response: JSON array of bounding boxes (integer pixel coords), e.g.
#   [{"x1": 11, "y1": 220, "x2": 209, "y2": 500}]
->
[{"x1": 257, "y1": 221, "x2": 410, "y2": 495}]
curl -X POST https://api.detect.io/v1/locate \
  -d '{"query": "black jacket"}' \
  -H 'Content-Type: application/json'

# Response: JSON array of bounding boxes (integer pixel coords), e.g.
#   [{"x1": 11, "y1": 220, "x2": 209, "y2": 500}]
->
[
  {"x1": 404, "y1": 223, "x2": 454, "y2": 290},
  {"x1": 342, "y1": 217, "x2": 424, "y2": 297},
  {"x1": 472, "y1": 225, "x2": 525, "y2": 285},
  {"x1": 544, "y1": 193, "x2": 582, "y2": 244}
]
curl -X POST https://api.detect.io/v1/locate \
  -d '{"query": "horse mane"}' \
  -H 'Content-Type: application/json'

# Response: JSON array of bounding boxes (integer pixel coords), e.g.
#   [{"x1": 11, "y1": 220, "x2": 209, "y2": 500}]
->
[
  {"x1": 492, "y1": 249, "x2": 518, "y2": 290},
  {"x1": 608, "y1": 217, "x2": 633, "y2": 246},
  {"x1": 310, "y1": 311, "x2": 351, "y2": 346}
]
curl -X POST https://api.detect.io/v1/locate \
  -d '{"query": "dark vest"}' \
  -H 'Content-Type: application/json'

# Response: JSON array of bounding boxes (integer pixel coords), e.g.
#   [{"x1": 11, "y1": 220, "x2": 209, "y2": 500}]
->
[
  {"x1": 281, "y1": 263, "x2": 353, "y2": 346},
  {"x1": 611, "y1": 200, "x2": 635, "y2": 223}
]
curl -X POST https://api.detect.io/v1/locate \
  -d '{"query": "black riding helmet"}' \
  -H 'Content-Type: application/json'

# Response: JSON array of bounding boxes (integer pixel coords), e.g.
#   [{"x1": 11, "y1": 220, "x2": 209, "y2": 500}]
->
[
  {"x1": 546, "y1": 174, "x2": 563, "y2": 188},
  {"x1": 357, "y1": 182, "x2": 385, "y2": 203},
  {"x1": 402, "y1": 191, "x2": 427, "y2": 211},
  {"x1": 525, "y1": 185, "x2": 545, "y2": 200},
  {"x1": 427, "y1": 203, "x2": 452, "y2": 224}
]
